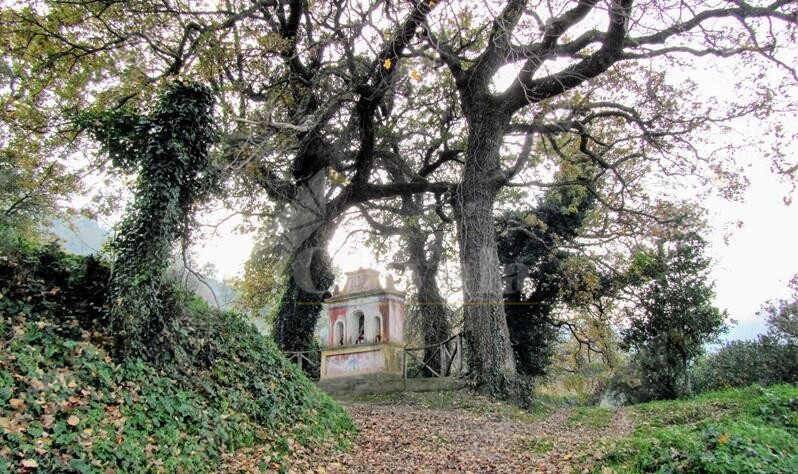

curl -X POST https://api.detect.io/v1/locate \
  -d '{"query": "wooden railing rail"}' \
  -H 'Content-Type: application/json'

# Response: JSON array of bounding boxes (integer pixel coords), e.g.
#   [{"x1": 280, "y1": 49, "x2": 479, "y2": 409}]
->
[
  {"x1": 284, "y1": 350, "x2": 320, "y2": 375},
  {"x1": 402, "y1": 333, "x2": 464, "y2": 379}
]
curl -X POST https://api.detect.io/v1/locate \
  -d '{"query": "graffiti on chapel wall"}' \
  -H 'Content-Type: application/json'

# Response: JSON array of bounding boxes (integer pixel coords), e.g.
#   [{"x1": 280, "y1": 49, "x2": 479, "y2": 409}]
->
[{"x1": 325, "y1": 350, "x2": 383, "y2": 375}]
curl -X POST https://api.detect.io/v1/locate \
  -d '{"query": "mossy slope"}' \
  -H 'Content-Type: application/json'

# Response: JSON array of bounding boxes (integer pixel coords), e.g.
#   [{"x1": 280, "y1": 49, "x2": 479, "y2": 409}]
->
[
  {"x1": 599, "y1": 385, "x2": 798, "y2": 473},
  {"x1": 0, "y1": 241, "x2": 352, "y2": 473}
]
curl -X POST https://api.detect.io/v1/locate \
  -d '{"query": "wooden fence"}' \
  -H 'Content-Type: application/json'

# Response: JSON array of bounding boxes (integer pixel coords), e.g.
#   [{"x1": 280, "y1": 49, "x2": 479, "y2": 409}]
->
[
  {"x1": 402, "y1": 333, "x2": 464, "y2": 379},
  {"x1": 283, "y1": 334, "x2": 465, "y2": 381},
  {"x1": 284, "y1": 350, "x2": 320, "y2": 379}
]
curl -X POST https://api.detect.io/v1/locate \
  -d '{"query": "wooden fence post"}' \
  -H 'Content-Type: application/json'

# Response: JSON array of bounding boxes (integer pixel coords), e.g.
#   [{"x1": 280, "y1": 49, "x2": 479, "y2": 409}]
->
[
  {"x1": 440, "y1": 342, "x2": 448, "y2": 377},
  {"x1": 457, "y1": 334, "x2": 463, "y2": 375}
]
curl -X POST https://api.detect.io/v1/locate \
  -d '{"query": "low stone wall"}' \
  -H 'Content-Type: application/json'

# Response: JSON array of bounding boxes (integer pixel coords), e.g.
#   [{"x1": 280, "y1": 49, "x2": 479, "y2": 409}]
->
[{"x1": 316, "y1": 374, "x2": 466, "y2": 395}]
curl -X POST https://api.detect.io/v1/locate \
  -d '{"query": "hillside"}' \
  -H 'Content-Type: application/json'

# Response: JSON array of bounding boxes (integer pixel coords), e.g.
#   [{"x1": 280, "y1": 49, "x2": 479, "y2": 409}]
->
[{"x1": 0, "y1": 240, "x2": 352, "y2": 473}]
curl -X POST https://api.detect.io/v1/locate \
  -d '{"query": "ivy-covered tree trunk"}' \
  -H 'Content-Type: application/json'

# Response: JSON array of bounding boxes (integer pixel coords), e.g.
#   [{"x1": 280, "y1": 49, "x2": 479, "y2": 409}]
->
[
  {"x1": 453, "y1": 108, "x2": 518, "y2": 397},
  {"x1": 273, "y1": 171, "x2": 336, "y2": 352},
  {"x1": 83, "y1": 82, "x2": 218, "y2": 360},
  {"x1": 497, "y1": 161, "x2": 597, "y2": 379},
  {"x1": 683, "y1": 355, "x2": 691, "y2": 395},
  {"x1": 406, "y1": 228, "x2": 451, "y2": 376},
  {"x1": 272, "y1": 226, "x2": 336, "y2": 353}
]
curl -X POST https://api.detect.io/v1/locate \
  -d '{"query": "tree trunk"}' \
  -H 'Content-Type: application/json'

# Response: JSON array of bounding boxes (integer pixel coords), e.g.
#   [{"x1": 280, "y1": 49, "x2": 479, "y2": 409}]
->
[
  {"x1": 272, "y1": 224, "x2": 335, "y2": 353},
  {"x1": 682, "y1": 353, "x2": 692, "y2": 396},
  {"x1": 406, "y1": 229, "x2": 451, "y2": 376},
  {"x1": 273, "y1": 171, "x2": 336, "y2": 352},
  {"x1": 452, "y1": 110, "x2": 518, "y2": 397}
]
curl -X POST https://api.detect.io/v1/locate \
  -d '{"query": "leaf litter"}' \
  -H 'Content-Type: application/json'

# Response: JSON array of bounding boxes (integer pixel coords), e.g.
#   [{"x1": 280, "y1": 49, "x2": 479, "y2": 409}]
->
[{"x1": 302, "y1": 399, "x2": 634, "y2": 473}]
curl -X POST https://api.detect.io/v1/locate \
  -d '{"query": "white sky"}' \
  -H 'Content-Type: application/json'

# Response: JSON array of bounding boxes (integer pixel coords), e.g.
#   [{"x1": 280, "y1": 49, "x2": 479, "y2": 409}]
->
[{"x1": 705, "y1": 167, "x2": 797, "y2": 341}]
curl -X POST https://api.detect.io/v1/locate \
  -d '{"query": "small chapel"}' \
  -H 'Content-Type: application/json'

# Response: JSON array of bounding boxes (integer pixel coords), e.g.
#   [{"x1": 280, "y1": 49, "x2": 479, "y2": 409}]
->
[{"x1": 319, "y1": 268, "x2": 406, "y2": 379}]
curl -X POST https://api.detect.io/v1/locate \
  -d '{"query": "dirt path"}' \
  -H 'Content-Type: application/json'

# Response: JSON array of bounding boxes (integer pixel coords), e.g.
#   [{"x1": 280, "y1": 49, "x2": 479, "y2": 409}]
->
[{"x1": 317, "y1": 401, "x2": 634, "y2": 474}]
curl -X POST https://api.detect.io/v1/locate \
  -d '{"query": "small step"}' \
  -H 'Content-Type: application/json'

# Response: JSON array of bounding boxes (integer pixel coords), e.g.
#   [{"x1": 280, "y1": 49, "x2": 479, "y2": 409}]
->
[{"x1": 316, "y1": 375, "x2": 466, "y2": 395}]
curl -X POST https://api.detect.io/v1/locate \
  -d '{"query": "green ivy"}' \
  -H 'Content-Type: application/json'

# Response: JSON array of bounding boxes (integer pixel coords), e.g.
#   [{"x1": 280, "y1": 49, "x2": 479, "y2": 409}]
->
[
  {"x1": 0, "y1": 239, "x2": 353, "y2": 473},
  {"x1": 600, "y1": 385, "x2": 798, "y2": 473},
  {"x1": 80, "y1": 81, "x2": 220, "y2": 359}
]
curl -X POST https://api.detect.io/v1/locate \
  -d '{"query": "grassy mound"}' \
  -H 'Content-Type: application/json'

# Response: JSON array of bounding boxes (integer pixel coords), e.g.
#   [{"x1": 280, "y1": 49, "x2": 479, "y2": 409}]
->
[
  {"x1": 599, "y1": 385, "x2": 798, "y2": 473},
  {"x1": 0, "y1": 241, "x2": 353, "y2": 473}
]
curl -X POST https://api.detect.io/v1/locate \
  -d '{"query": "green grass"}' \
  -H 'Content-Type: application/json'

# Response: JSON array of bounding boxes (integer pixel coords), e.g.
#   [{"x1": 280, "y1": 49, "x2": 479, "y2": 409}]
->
[
  {"x1": 597, "y1": 385, "x2": 798, "y2": 473},
  {"x1": 518, "y1": 436, "x2": 554, "y2": 454},
  {"x1": 566, "y1": 406, "x2": 614, "y2": 429}
]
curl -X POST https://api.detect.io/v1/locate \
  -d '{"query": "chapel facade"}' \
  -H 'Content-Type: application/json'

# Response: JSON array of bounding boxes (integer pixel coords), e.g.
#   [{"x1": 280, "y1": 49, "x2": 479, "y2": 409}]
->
[{"x1": 319, "y1": 268, "x2": 406, "y2": 379}]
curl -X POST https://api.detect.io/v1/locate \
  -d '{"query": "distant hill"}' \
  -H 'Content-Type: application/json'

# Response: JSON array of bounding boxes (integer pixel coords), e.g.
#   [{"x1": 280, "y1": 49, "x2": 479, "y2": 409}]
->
[
  {"x1": 50, "y1": 218, "x2": 240, "y2": 310},
  {"x1": 51, "y1": 218, "x2": 110, "y2": 255}
]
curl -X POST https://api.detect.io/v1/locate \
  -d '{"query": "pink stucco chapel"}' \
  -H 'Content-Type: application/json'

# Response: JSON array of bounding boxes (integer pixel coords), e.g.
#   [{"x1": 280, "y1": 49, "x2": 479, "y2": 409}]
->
[{"x1": 319, "y1": 268, "x2": 406, "y2": 379}]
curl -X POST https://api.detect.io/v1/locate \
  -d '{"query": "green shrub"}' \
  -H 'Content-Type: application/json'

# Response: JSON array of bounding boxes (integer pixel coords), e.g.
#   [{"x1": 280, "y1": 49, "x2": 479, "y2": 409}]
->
[
  {"x1": 693, "y1": 338, "x2": 798, "y2": 392},
  {"x1": 598, "y1": 353, "x2": 672, "y2": 405},
  {"x1": 598, "y1": 385, "x2": 798, "y2": 473},
  {"x1": 0, "y1": 241, "x2": 111, "y2": 337}
]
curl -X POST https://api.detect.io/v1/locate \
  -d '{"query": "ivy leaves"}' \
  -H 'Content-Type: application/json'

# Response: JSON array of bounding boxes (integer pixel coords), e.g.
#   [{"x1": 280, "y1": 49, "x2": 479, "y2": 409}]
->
[{"x1": 82, "y1": 81, "x2": 219, "y2": 359}]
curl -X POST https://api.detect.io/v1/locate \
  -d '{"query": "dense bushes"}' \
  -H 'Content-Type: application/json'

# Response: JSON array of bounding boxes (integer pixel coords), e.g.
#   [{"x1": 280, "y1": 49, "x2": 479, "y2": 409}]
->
[
  {"x1": 693, "y1": 337, "x2": 798, "y2": 392},
  {"x1": 0, "y1": 238, "x2": 353, "y2": 472},
  {"x1": 0, "y1": 238, "x2": 111, "y2": 338},
  {"x1": 691, "y1": 280, "x2": 798, "y2": 393}
]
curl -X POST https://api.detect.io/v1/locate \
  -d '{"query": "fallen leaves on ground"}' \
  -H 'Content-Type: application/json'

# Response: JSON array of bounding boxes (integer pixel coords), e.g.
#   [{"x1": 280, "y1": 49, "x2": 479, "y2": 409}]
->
[{"x1": 298, "y1": 400, "x2": 634, "y2": 473}]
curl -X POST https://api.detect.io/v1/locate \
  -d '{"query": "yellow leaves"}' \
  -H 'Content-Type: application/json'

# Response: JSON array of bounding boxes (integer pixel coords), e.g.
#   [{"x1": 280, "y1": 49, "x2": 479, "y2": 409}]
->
[
  {"x1": 67, "y1": 415, "x2": 80, "y2": 426},
  {"x1": 34, "y1": 437, "x2": 51, "y2": 455},
  {"x1": 41, "y1": 414, "x2": 55, "y2": 428},
  {"x1": 523, "y1": 212, "x2": 548, "y2": 231},
  {"x1": 21, "y1": 459, "x2": 39, "y2": 469},
  {"x1": 328, "y1": 168, "x2": 350, "y2": 186},
  {"x1": 9, "y1": 398, "x2": 25, "y2": 410},
  {"x1": 2, "y1": 413, "x2": 29, "y2": 435},
  {"x1": 718, "y1": 433, "x2": 729, "y2": 444},
  {"x1": 410, "y1": 69, "x2": 422, "y2": 82},
  {"x1": 382, "y1": 58, "x2": 393, "y2": 70}
]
